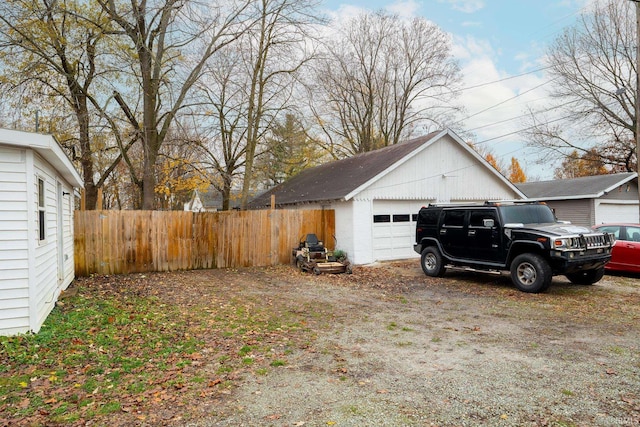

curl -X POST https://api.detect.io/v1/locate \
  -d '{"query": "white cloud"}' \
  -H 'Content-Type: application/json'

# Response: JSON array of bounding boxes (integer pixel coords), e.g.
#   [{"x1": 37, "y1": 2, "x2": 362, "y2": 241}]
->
[
  {"x1": 450, "y1": 34, "x2": 554, "y2": 178},
  {"x1": 324, "y1": 4, "x2": 367, "y2": 26},
  {"x1": 438, "y1": 0, "x2": 485, "y2": 14},
  {"x1": 385, "y1": 0, "x2": 421, "y2": 18}
]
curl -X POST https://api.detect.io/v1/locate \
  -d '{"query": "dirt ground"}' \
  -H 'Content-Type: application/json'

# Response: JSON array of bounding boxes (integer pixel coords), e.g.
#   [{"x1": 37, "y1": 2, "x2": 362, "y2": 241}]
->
[
  {"x1": 171, "y1": 261, "x2": 640, "y2": 427},
  {"x1": 36, "y1": 261, "x2": 640, "y2": 427}
]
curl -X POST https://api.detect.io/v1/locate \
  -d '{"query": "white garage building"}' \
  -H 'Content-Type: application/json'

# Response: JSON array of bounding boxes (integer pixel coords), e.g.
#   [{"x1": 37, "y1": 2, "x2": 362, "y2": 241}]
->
[
  {"x1": 250, "y1": 129, "x2": 525, "y2": 265},
  {"x1": 516, "y1": 172, "x2": 639, "y2": 227}
]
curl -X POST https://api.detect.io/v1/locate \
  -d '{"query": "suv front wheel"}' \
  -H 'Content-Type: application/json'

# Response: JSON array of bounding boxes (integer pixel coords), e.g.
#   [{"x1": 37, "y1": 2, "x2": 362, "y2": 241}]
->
[
  {"x1": 510, "y1": 253, "x2": 552, "y2": 293},
  {"x1": 421, "y1": 246, "x2": 446, "y2": 277}
]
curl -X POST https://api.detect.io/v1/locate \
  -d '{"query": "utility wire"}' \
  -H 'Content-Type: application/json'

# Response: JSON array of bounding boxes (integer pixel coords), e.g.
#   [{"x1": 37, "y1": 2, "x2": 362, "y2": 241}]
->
[{"x1": 466, "y1": 99, "x2": 580, "y2": 132}]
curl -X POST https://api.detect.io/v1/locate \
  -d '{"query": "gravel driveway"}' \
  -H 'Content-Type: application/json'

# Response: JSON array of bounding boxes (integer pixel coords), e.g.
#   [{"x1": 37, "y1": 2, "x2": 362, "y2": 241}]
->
[{"x1": 188, "y1": 261, "x2": 640, "y2": 427}]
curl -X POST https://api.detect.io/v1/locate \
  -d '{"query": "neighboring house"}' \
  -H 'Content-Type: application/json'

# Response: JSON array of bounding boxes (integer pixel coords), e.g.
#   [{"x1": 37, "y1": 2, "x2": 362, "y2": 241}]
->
[
  {"x1": 183, "y1": 188, "x2": 243, "y2": 212},
  {"x1": 249, "y1": 129, "x2": 526, "y2": 264},
  {"x1": 0, "y1": 128, "x2": 83, "y2": 336},
  {"x1": 516, "y1": 172, "x2": 639, "y2": 227}
]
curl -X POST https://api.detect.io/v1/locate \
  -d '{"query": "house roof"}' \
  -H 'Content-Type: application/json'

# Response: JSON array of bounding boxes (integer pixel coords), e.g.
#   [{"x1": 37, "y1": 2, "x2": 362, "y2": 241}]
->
[
  {"x1": 516, "y1": 172, "x2": 638, "y2": 201},
  {"x1": 188, "y1": 188, "x2": 243, "y2": 210},
  {"x1": 249, "y1": 128, "x2": 525, "y2": 208},
  {"x1": 0, "y1": 128, "x2": 83, "y2": 188}
]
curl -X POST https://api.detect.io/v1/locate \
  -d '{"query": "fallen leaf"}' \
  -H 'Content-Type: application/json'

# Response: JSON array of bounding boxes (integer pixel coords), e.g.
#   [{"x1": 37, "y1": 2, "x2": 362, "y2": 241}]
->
[{"x1": 208, "y1": 378, "x2": 222, "y2": 388}]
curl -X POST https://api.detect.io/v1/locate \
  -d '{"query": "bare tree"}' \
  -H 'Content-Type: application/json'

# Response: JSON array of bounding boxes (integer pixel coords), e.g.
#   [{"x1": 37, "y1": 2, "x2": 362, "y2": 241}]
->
[
  {"x1": 309, "y1": 11, "x2": 463, "y2": 156},
  {"x1": 236, "y1": 0, "x2": 321, "y2": 208},
  {"x1": 523, "y1": 0, "x2": 637, "y2": 173},
  {"x1": 0, "y1": 0, "x2": 129, "y2": 209},
  {"x1": 194, "y1": 0, "x2": 321, "y2": 209},
  {"x1": 96, "y1": 0, "x2": 252, "y2": 209},
  {"x1": 194, "y1": 49, "x2": 248, "y2": 211}
]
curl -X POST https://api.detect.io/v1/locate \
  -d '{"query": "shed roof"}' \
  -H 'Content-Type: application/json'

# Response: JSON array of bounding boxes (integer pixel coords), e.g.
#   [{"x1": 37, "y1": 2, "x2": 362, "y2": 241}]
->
[
  {"x1": 516, "y1": 172, "x2": 637, "y2": 200},
  {"x1": 0, "y1": 128, "x2": 83, "y2": 188}
]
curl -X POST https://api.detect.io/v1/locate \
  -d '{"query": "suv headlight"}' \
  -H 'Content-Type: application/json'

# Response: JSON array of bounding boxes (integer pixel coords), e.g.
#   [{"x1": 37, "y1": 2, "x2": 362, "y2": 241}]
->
[{"x1": 553, "y1": 237, "x2": 582, "y2": 250}]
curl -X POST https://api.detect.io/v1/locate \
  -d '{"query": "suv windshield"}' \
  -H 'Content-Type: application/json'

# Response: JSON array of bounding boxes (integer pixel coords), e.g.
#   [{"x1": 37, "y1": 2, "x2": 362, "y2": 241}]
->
[{"x1": 499, "y1": 204, "x2": 556, "y2": 225}]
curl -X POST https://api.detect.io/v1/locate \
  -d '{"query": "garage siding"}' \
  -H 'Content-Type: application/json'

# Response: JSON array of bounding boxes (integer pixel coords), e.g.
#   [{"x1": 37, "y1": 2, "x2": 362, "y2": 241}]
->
[{"x1": 544, "y1": 200, "x2": 593, "y2": 227}]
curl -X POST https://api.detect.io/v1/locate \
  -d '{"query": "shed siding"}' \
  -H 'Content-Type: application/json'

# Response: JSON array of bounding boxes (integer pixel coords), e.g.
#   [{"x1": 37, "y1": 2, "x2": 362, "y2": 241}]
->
[
  {"x1": 0, "y1": 146, "x2": 30, "y2": 335},
  {"x1": 602, "y1": 180, "x2": 638, "y2": 201},
  {"x1": 543, "y1": 199, "x2": 593, "y2": 227},
  {"x1": 32, "y1": 155, "x2": 63, "y2": 332},
  {"x1": 354, "y1": 135, "x2": 520, "y2": 202},
  {"x1": 61, "y1": 183, "x2": 75, "y2": 287}
]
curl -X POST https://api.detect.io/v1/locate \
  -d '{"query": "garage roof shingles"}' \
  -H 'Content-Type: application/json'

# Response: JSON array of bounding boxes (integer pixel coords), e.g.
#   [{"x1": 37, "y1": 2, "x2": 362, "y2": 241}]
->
[{"x1": 249, "y1": 131, "x2": 441, "y2": 208}]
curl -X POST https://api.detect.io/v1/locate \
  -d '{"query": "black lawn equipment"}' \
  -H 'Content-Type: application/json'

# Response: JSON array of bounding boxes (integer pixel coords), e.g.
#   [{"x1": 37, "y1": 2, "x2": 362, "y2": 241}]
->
[{"x1": 292, "y1": 234, "x2": 352, "y2": 275}]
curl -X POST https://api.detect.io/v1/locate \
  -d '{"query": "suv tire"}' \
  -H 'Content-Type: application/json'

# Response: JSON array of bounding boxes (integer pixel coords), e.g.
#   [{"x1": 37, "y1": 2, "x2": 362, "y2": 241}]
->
[
  {"x1": 421, "y1": 247, "x2": 446, "y2": 277},
  {"x1": 510, "y1": 253, "x2": 552, "y2": 293},
  {"x1": 565, "y1": 267, "x2": 605, "y2": 285}
]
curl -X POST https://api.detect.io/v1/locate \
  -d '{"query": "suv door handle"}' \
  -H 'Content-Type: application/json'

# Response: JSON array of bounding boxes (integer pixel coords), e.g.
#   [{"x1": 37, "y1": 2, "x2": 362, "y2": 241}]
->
[
  {"x1": 468, "y1": 230, "x2": 476, "y2": 236},
  {"x1": 439, "y1": 229, "x2": 447, "y2": 235}
]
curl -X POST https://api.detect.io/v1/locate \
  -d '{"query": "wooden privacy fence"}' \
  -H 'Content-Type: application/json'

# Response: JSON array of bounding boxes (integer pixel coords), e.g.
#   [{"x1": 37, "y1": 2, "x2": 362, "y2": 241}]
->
[{"x1": 74, "y1": 209, "x2": 335, "y2": 276}]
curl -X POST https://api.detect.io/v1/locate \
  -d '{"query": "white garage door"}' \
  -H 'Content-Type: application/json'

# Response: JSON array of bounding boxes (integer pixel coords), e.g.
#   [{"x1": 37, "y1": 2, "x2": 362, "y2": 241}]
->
[
  {"x1": 597, "y1": 202, "x2": 639, "y2": 224},
  {"x1": 372, "y1": 201, "x2": 425, "y2": 261}
]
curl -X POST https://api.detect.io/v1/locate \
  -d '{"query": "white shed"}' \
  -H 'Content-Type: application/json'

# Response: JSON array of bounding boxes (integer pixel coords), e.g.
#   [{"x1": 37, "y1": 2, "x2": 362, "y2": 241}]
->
[
  {"x1": 0, "y1": 128, "x2": 83, "y2": 336},
  {"x1": 249, "y1": 129, "x2": 525, "y2": 264}
]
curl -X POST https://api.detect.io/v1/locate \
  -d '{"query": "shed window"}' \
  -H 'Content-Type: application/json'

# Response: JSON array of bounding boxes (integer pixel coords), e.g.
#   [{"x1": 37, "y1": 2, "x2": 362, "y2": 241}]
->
[
  {"x1": 38, "y1": 178, "x2": 46, "y2": 241},
  {"x1": 393, "y1": 214, "x2": 410, "y2": 222}
]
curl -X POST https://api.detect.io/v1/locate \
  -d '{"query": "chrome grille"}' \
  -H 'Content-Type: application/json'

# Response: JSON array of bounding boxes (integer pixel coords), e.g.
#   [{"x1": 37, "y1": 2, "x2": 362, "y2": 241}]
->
[{"x1": 583, "y1": 234, "x2": 608, "y2": 248}]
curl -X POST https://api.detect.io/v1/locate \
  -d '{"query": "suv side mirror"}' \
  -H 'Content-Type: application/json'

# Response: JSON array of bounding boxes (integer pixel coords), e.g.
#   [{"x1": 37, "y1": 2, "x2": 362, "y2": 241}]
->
[{"x1": 483, "y1": 218, "x2": 495, "y2": 228}]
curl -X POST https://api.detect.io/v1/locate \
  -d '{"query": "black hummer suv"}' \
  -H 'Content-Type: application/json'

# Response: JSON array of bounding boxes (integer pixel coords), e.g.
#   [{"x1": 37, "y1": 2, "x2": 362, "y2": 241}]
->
[{"x1": 413, "y1": 202, "x2": 614, "y2": 293}]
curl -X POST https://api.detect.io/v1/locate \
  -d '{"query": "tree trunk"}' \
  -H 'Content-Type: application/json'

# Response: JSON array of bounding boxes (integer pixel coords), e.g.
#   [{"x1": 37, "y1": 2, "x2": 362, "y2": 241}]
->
[{"x1": 76, "y1": 92, "x2": 99, "y2": 210}]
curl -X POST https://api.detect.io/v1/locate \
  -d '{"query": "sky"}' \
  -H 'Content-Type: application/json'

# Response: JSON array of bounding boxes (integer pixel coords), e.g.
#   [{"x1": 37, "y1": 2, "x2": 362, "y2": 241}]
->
[{"x1": 320, "y1": 0, "x2": 594, "y2": 181}]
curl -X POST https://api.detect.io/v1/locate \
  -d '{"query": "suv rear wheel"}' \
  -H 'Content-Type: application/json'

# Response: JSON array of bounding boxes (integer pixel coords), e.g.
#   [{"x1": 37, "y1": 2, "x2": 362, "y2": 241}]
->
[
  {"x1": 510, "y1": 253, "x2": 552, "y2": 293},
  {"x1": 421, "y1": 246, "x2": 446, "y2": 277}
]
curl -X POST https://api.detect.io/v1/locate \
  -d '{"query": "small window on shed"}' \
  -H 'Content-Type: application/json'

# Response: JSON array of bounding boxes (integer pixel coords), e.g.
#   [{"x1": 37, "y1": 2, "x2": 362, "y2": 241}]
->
[
  {"x1": 393, "y1": 214, "x2": 410, "y2": 222},
  {"x1": 38, "y1": 178, "x2": 46, "y2": 241},
  {"x1": 373, "y1": 215, "x2": 391, "y2": 223},
  {"x1": 411, "y1": 214, "x2": 418, "y2": 222}
]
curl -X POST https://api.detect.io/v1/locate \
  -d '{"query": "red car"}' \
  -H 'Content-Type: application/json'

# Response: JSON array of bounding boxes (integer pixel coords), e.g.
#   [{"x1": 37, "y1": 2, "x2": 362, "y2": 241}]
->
[{"x1": 593, "y1": 224, "x2": 640, "y2": 273}]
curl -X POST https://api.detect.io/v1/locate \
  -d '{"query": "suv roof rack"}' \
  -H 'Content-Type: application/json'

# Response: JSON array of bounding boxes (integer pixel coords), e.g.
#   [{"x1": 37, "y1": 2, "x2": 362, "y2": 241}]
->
[
  {"x1": 483, "y1": 200, "x2": 543, "y2": 206},
  {"x1": 424, "y1": 200, "x2": 540, "y2": 208}
]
